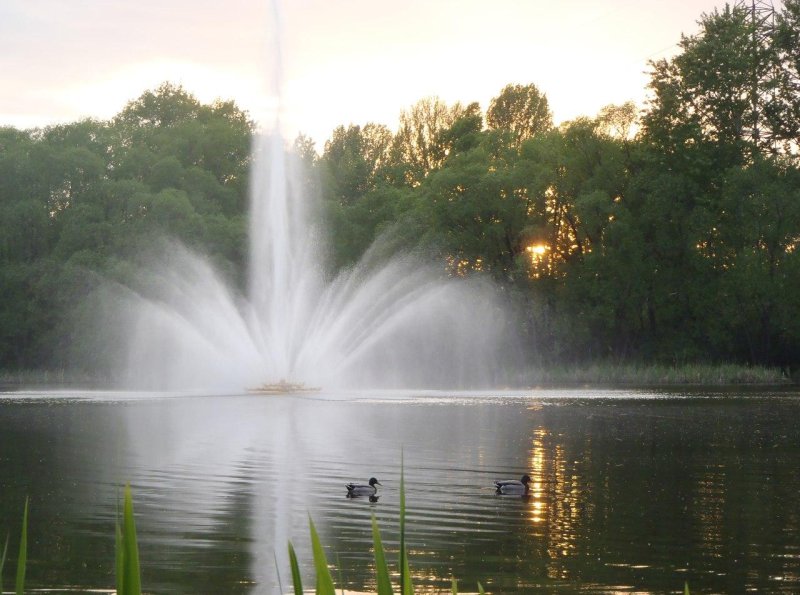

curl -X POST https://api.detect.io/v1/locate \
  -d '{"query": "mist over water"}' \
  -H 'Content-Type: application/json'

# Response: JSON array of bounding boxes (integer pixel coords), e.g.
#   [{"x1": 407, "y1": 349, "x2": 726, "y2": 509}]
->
[{"x1": 109, "y1": 131, "x2": 519, "y2": 391}]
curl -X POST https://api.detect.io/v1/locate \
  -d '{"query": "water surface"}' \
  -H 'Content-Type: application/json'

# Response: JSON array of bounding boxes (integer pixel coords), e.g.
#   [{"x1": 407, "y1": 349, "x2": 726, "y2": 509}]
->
[{"x1": 1, "y1": 388, "x2": 798, "y2": 593}]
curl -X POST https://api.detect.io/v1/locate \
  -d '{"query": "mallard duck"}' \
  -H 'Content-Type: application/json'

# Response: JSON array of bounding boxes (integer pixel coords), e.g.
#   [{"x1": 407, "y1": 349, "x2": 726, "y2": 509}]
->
[
  {"x1": 346, "y1": 477, "x2": 382, "y2": 497},
  {"x1": 494, "y1": 474, "x2": 531, "y2": 495}
]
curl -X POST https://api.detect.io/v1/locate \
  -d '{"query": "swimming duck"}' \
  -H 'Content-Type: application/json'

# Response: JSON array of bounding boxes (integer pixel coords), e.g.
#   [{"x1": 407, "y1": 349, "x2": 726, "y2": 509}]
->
[
  {"x1": 494, "y1": 474, "x2": 531, "y2": 495},
  {"x1": 346, "y1": 477, "x2": 382, "y2": 497}
]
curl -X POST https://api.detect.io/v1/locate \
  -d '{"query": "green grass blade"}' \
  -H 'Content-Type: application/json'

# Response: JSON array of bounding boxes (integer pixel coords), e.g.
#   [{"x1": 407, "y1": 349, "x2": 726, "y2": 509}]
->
[
  {"x1": 336, "y1": 553, "x2": 345, "y2": 595},
  {"x1": 371, "y1": 513, "x2": 393, "y2": 595},
  {"x1": 684, "y1": 581, "x2": 690, "y2": 595},
  {"x1": 402, "y1": 553, "x2": 413, "y2": 595},
  {"x1": 115, "y1": 519, "x2": 125, "y2": 595},
  {"x1": 121, "y1": 484, "x2": 141, "y2": 595},
  {"x1": 1, "y1": 533, "x2": 9, "y2": 594},
  {"x1": 309, "y1": 516, "x2": 336, "y2": 595},
  {"x1": 399, "y1": 454, "x2": 413, "y2": 595},
  {"x1": 274, "y1": 550, "x2": 284, "y2": 595},
  {"x1": 477, "y1": 581, "x2": 485, "y2": 594},
  {"x1": 451, "y1": 577, "x2": 458, "y2": 594},
  {"x1": 288, "y1": 541, "x2": 303, "y2": 595},
  {"x1": 399, "y1": 452, "x2": 404, "y2": 592},
  {"x1": 15, "y1": 497, "x2": 28, "y2": 595}
]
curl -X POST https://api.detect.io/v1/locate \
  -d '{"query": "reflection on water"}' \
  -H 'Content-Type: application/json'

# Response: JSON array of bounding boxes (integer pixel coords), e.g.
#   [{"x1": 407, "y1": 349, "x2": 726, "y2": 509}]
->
[{"x1": 1, "y1": 388, "x2": 799, "y2": 593}]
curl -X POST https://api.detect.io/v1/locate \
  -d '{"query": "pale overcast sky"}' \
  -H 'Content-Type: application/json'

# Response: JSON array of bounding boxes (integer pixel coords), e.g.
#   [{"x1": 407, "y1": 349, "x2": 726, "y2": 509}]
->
[{"x1": 1, "y1": 0, "x2": 728, "y2": 146}]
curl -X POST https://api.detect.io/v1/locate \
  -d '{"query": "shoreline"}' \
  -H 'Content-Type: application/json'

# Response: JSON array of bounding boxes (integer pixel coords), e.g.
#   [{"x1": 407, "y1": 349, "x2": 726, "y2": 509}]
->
[{"x1": 1, "y1": 362, "x2": 795, "y2": 392}]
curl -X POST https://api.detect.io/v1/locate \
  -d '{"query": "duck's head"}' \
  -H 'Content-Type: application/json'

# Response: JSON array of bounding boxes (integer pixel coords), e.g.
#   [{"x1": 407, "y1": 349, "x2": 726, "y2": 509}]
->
[
  {"x1": 369, "y1": 477, "x2": 382, "y2": 487},
  {"x1": 520, "y1": 474, "x2": 532, "y2": 485}
]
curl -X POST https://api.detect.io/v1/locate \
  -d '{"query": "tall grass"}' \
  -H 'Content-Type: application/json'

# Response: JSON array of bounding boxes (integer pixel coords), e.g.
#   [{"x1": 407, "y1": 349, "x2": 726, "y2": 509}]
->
[
  {"x1": 0, "y1": 368, "x2": 105, "y2": 387},
  {"x1": 15, "y1": 498, "x2": 27, "y2": 595},
  {"x1": 287, "y1": 461, "x2": 480, "y2": 594},
  {"x1": 0, "y1": 498, "x2": 28, "y2": 595},
  {"x1": 371, "y1": 514, "x2": 392, "y2": 594},
  {"x1": 116, "y1": 483, "x2": 142, "y2": 595},
  {"x1": 0, "y1": 534, "x2": 7, "y2": 594},
  {"x1": 2, "y1": 484, "x2": 692, "y2": 594},
  {"x1": 524, "y1": 361, "x2": 788, "y2": 386},
  {"x1": 309, "y1": 516, "x2": 336, "y2": 594}
]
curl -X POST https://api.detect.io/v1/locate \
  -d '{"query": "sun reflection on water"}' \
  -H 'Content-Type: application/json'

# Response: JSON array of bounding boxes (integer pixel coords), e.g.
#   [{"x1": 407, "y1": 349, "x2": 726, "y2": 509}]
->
[{"x1": 525, "y1": 424, "x2": 590, "y2": 580}]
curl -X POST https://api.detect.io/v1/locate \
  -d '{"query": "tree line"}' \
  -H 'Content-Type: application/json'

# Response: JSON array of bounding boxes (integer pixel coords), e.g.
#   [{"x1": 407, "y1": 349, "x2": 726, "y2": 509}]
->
[{"x1": 2, "y1": 1, "x2": 800, "y2": 376}]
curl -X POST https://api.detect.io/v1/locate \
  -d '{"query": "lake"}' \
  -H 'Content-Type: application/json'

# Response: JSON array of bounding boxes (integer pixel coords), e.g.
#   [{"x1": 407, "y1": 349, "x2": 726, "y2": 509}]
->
[{"x1": 1, "y1": 387, "x2": 799, "y2": 593}]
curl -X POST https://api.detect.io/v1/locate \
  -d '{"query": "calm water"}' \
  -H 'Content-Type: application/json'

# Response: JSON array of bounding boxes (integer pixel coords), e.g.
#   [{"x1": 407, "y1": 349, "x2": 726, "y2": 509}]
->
[{"x1": 1, "y1": 388, "x2": 799, "y2": 594}]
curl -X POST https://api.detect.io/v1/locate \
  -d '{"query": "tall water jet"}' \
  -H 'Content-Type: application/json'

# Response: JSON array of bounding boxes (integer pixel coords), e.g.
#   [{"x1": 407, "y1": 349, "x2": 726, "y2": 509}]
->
[
  {"x1": 99, "y1": 3, "x2": 519, "y2": 391},
  {"x1": 109, "y1": 128, "x2": 517, "y2": 390}
]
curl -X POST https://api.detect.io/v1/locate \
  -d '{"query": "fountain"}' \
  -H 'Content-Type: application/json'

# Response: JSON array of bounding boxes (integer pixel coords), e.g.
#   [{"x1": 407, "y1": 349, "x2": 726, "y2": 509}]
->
[
  {"x1": 103, "y1": 126, "x2": 518, "y2": 392},
  {"x1": 92, "y1": 0, "x2": 518, "y2": 392}
]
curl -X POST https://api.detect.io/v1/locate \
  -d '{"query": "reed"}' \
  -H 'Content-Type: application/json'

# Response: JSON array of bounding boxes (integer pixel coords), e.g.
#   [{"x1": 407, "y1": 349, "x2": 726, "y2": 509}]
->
[
  {"x1": 287, "y1": 459, "x2": 475, "y2": 594},
  {"x1": 0, "y1": 534, "x2": 7, "y2": 594},
  {"x1": 371, "y1": 514, "x2": 393, "y2": 595},
  {"x1": 525, "y1": 361, "x2": 787, "y2": 386},
  {"x1": 15, "y1": 498, "x2": 27, "y2": 595},
  {"x1": 308, "y1": 515, "x2": 336, "y2": 595},
  {"x1": 0, "y1": 498, "x2": 28, "y2": 595},
  {"x1": 1, "y1": 485, "x2": 693, "y2": 594},
  {"x1": 115, "y1": 484, "x2": 142, "y2": 595}
]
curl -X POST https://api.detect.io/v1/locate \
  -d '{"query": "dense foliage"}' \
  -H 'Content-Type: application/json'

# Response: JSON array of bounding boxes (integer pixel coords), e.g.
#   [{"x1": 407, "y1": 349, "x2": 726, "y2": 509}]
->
[{"x1": 2, "y1": 2, "x2": 800, "y2": 377}]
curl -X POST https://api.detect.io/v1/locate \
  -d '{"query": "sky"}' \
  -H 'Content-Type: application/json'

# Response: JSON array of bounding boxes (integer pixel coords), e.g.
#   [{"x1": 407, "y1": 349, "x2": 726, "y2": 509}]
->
[{"x1": 1, "y1": 0, "x2": 728, "y2": 148}]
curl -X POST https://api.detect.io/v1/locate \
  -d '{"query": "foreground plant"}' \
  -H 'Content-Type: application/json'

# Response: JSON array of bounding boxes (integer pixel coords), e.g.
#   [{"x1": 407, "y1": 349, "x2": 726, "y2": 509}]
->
[
  {"x1": 2, "y1": 486, "x2": 691, "y2": 594},
  {"x1": 0, "y1": 497, "x2": 28, "y2": 595},
  {"x1": 287, "y1": 459, "x2": 488, "y2": 594},
  {"x1": 15, "y1": 498, "x2": 27, "y2": 595},
  {"x1": 115, "y1": 484, "x2": 142, "y2": 595}
]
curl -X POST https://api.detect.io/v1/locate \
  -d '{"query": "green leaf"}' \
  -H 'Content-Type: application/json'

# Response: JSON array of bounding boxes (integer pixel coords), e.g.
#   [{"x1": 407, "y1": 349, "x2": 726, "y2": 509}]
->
[
  {"x1": 121, "y1": 484, "x2": 141, "y2": 595},
  {"x1": 336, "y1": 553, "x2": 345, "y2": 595},
  {"x1": 309, "y1": 516, "x2": 336, "y2": 595},
  {"x1": 402, "y1": 553, "x2": 413, "y2": 595},
  {"x1": 477, "y1": 581, "x2": 486, "y2": 594},
  {"x1": 288, "y1": 541, "x2": 303, "y2": 595},
  {"x1": 274, "y1": 550, "x2": 284, "y2": 595},
  {"x1": 451, "y1": 577, "x2": 458, "y2": 594},
  {"x1": 399, "y1": 453, "x2": 413, "y2": 595},
  {"x1": 115, "y1": 519, "x2": 124, "y2": 595},
  {"x1": 371, "y1": 513, "x2": 393, "y2": 595},
  {"x1": 1, "y1": 533, "x2": 9, "y2": 595},
  {"x1": 15, "y1": 497, "x2": 28, "y2": 595},
  {"x1": 684, "y1": 581, "x2": 690, "y2": 595}
]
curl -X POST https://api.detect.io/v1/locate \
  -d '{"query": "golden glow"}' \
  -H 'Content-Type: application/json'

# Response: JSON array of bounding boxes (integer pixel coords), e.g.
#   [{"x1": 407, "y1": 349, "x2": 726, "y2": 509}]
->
[
  {"x1": 525, "y1": 425, "x2": 588, "y2": 580},
  {"x1": 526, "y1": 244, "x2": 548, "y2": 256},
  {"x1": 693, "y1": 465, "x2": 727, "y2": 558},
  {"x1": 525, "y1": 243, "x2": 553, "y2": 279},
  {"x1": 445, "y1": 255, "x2": 483, "y2": 277}
]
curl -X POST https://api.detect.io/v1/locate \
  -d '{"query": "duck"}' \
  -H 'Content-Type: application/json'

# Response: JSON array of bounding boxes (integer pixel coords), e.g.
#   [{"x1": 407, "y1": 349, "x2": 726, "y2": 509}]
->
[
  {"x1": 346, "y1": 477, "x2": 382, "y2": 497},
  {"x1": 494, "y1": 474, "x2": 531, "y2": 495}
]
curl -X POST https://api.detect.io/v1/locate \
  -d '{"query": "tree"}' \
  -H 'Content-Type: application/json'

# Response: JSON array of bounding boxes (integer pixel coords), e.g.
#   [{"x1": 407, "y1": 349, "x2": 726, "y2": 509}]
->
[
  {"x1": 0, "y1": 85, "x2": 254, "y2": 372},
  {"x1": 320, "y1": 123, "x2": 405, "y2": 269},
  {"x1": 391, "y1": 97, "x2": 471, "y2": 186},
  {"x1": 596, "y1": 101, "x2": 639, "y2": 141},
  {"x1": 487, "y1": 83, "x2": 553, "y2": 147},
  {"x1": 322, "y1": 123, "x2": 392, "y2": 205},
  {"x1": 643, "y1": 3, "x2": 797, "y2": 162},
  {"x1": 708, "y1": 157, "x2": 800, "y2": 364},
  {"x1": 418, "y1": 129, "x2": 526, "y2": 281},
  {"x1": 114, "y1": 82, "x2": 202, "y2": 130},
  {"x1": 516, "y1": 118, "x2": 627, "y2": 276}
]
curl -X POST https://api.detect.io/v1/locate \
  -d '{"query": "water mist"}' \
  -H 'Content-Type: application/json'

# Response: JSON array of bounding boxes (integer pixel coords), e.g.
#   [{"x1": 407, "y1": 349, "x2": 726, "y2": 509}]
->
[{"x1": 111, "y1": 129, "x2": 517, "y2": 391}]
